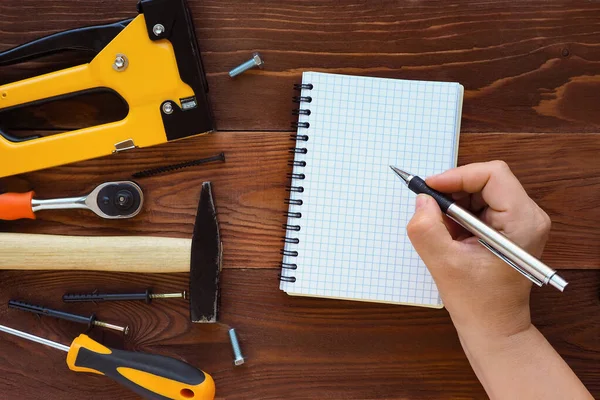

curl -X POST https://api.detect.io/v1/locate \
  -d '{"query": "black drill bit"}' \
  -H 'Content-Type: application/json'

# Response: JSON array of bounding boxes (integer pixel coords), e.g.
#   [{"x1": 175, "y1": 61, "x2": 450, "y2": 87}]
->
[
  {"x1": 8, "y1": 300, "x2": 129, "y2": 334},
  {"x1": 63, "y1": 288, "x2": 187, "y2": 304}
]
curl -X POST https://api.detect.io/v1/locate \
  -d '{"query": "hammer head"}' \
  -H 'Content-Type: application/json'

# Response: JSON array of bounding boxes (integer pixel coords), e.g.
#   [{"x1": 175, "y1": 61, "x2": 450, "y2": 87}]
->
[{"x1": 189, "y1": 182, "x2": 222, "y2": 323}]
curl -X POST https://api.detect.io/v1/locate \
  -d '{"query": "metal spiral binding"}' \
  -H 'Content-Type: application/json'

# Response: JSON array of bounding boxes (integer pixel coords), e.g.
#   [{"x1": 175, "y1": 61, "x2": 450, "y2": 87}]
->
[
  {"x1": 286, "y1": 186, "x2": 304, "y2": 193},
  {"x1": 292, "y1": 109, "x2": 311, "y2": 116},
  {"x1": 288, "y1": 160, "x2": 306, "y2": 167},
  {"x1": 289, "y1": 148, "x2": 307, "y2": 154},
  {"x1": 281, "y1": 81, "x2": 313, "y2": 284},
  {"x1": 290, "y1": 134, "x2": 309, "y2": 141},
  {"x1": 293, "y1": 83, "x2": 313, "y2": 90},
  {"x1": 284, "y1": 198, "x2": 303, "y2": 205},
  {"x1": 292, "y1": 96, "x2": 312, "y2": 103},
  {"x1": 291, "y1": 122, "x2": 310, "y2": 129},
  {"x1": 282, "y1": 224, "x2": 301, "y2": 231}
]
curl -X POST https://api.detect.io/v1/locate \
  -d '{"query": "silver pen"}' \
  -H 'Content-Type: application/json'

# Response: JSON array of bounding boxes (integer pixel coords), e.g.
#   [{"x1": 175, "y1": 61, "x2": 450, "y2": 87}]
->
[{"x1": 390, "y1": 166, "x2": 568, "y2": 292}]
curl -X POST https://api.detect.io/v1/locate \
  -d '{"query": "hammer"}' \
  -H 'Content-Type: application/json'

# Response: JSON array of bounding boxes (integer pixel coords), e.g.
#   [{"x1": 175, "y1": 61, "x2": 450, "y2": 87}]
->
[{"x1": 0, "y1": 182, "x2": 222, "y2": 323}]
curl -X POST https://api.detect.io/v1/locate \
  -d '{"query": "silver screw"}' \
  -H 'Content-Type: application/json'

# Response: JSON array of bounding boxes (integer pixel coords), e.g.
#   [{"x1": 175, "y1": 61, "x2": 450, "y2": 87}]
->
[
  {"x1": 112, "y1": 54, "x2": 128, "y2": 72},
  {"x1": 153, "y1": 24, "x2": 165, "y2": 36},
  {"x1": 228, "y1": 328, "x2": 245, "y2": 366},
  {"x1": 162, "y1": 102, "x2": 174, "y2": 114},
  {"x1": 229, "y1": 52, "x2": 264, "y2": 78}
]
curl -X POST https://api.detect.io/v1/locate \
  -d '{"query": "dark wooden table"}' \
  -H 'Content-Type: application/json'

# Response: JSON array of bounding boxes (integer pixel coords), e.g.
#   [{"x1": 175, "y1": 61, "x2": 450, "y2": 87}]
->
[{"x1": 1, "y1": 1, "x2": 599, "y2": 398}]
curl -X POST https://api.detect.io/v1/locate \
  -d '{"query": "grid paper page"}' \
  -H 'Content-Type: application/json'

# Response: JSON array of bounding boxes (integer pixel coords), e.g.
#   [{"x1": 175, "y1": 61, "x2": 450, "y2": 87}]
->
[{"x1": 280, "y1": 72, "x2": 463, "y2": 307}]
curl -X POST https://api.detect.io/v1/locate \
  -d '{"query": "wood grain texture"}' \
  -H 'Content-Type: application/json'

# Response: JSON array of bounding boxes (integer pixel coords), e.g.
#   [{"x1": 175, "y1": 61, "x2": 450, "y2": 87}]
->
[
  {"x1": 1, "y1": 131, "x2": 598, "y2": 269},
  {"x1": 0, "y1": 233, "x2": 193, "y2": 272},
  {"x1": 2, "y1": 1, "x2": 600, "y2": 132},
  {"x1": 0, "y1": 268, "x2": 598, "y2": 399},
  {"x1": 0, "y1": 1, "x2": 599, "y2": 399}
]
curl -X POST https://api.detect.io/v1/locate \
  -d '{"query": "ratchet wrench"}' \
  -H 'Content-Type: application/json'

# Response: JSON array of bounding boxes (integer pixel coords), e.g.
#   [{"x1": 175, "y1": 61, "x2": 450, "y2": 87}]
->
[{"x1": 0, "y1": 181, "x2": 143, "y2": 220}]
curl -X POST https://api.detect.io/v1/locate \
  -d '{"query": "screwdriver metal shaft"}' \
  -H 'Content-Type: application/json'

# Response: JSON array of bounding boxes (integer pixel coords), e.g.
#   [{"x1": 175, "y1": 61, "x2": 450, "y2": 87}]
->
[{"x1": 0, "y1": 324, "x2": 69, "y2": 352}]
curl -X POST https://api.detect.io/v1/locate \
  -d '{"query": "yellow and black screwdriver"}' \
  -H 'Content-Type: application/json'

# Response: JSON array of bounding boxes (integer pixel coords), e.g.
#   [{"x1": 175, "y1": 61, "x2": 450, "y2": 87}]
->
[{"x1": 0, "y1": 324, "x2": 215, "y2": 400}]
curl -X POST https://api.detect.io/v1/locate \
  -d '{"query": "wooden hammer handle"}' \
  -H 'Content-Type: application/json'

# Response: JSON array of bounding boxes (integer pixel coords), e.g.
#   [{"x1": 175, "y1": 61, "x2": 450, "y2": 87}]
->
[{"x1": 0, "y1": 233, "x2": 191, "y2": 273}]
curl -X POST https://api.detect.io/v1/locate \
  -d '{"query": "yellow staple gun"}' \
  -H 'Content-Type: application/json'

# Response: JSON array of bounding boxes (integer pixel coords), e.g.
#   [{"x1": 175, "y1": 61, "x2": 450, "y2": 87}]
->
[{"x1": 0, "y1": 0, "x2": 213, "y2": 178}]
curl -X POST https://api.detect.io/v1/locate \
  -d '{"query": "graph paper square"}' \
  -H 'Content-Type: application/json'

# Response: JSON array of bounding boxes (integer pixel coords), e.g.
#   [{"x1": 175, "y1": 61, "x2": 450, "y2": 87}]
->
[{"x1": 280, "y1": 72, "x2": 463, "y2": 308}]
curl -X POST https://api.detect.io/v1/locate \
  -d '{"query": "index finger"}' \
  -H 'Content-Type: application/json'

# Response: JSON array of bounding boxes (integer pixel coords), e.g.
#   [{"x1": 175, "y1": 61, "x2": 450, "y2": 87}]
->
[{"x1": 425, "y1": 160, "x2": 529, "y2": 211}]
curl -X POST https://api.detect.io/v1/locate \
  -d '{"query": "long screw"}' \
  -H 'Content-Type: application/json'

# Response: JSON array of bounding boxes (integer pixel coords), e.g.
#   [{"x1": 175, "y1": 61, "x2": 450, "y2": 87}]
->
[
  {"x1": 8, "y1": 300, "x2": 129, "y2": 335},
  {"x1": 131, "y1": 153, "x2": 225, "y2": 179},
  {"x1": 229, "y1": 52, "x2": 264, "y2": 77},
  {"x1": 63, "y1": 289, "x2": 187, "y2": 304}
]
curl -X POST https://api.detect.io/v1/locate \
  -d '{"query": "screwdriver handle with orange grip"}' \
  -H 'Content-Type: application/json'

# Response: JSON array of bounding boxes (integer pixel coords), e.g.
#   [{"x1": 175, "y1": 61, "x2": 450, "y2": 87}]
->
[
  {"x1": 0, "y1": 191, "x2": 35, "y2": 220},
  {"x1": 0, "y1": 324, "x2": 215, "y2": 400}
]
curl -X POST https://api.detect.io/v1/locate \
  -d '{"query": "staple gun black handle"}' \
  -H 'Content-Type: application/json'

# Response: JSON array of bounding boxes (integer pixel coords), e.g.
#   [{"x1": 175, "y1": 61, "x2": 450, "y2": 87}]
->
[{"x1": 0, "y1": 19, "x2": 133, "y2": 66}]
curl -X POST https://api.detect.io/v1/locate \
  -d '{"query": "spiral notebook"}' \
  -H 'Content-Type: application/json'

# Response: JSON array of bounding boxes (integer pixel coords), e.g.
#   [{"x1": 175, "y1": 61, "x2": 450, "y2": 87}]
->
[{"x1": 280, "y1": 72, "x2": 463, "y2": 308}]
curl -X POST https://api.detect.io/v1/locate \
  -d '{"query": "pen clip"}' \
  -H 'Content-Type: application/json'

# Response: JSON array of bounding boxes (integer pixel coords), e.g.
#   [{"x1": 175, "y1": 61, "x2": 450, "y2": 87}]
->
[{"x1": 477, "y1": 239, "x2": 544, "y2": 287}]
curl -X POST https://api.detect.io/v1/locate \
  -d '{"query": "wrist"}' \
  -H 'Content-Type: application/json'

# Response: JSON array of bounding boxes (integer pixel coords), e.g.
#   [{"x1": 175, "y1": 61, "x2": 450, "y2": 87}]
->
[
  {"x1": 455, "y1": 320, "x2": 593, "y2": 400},
  {"x1": 456, "y1": 318, "x2": 535, "y2": 357},
  {"x1": 450, "y1": 306, "x2": 532, "y2": 345},
  {"x1": 443, "y1": 285, "x2": 533, "y2": 343}
]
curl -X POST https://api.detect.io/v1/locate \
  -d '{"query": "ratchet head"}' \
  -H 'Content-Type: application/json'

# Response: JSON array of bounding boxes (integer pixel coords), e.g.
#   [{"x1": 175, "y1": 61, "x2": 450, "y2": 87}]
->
[{"x1": 86, "y1": 181, "x2": 144, "y2": 219}]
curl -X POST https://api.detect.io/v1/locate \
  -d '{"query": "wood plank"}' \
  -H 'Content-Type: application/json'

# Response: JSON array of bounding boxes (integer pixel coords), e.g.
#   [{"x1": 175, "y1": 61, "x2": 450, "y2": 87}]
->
[
  {"x1": 0, "y1": 131, "x2": 598, "y2": 269},
  {"x1": 2, "y1": 1, "x2": 600, "y2": 132},
  {"x1": 0, "y1": 268, "x2": 597, "y2": 399}
]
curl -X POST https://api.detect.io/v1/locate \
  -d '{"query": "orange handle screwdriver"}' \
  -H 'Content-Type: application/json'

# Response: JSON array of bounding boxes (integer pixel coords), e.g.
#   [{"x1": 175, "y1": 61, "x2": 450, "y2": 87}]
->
[{"x1": 0, "y1": 324, "x2": 215, "y2": 400}]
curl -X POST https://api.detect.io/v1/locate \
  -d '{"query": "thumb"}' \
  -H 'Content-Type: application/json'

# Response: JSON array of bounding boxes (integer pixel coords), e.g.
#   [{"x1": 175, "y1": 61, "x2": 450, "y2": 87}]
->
[{"x1": 407, "y1": 194, "x2": 454, "y2": 266}]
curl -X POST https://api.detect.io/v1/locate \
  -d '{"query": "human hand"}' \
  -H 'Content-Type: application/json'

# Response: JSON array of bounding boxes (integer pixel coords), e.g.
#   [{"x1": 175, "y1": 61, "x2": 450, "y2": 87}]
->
[{"x1": 406, "y1": 161, "x2": 551, "y2": 340}]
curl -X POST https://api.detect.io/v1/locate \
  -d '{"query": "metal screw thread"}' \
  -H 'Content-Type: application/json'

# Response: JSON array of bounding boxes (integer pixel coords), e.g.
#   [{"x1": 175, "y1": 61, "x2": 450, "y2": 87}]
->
[
  {"x1": 94, "y1": 321, "x2": 129, "y2": 335},
  {"x1": 149, "y1": 291, "x2": 187, "y2": 300},
  {"x1": 228, "y1": 328, "x2": 245, "y2": 366},
  {"x1": 229, "y1": 53, "x2": 263, "y2": 78},
  {"x1": 229, "y1": 59, "x2": 257, "y2": 77}
]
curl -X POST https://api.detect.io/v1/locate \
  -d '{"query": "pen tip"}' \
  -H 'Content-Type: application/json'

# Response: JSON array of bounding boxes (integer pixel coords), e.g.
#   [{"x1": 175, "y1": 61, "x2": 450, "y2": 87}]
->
[{"x1": 389, "y1": 166, "x2": 412, "y2": 184}]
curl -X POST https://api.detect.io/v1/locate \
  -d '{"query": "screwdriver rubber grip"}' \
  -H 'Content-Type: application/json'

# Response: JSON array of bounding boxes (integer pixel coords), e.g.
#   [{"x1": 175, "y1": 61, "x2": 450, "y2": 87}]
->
[
  {"x1": 67, "y1": 335, "x2": 215, "y2": 400},
  {"x1": 0, "y1": 191, "x2": 35, "y2": 220}
]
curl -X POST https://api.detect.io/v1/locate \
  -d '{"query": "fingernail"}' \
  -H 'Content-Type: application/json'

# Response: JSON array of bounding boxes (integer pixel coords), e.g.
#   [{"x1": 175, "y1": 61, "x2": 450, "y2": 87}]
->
[{"x1": 415, "y1": 194, "x2": 428, "y2": 210}]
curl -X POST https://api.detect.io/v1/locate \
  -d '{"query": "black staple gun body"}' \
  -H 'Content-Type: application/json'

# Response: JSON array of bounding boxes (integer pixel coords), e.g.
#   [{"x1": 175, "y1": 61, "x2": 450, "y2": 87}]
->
[{"x1": 0, "y1": 0, "x2": 213, "y2": 178}]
